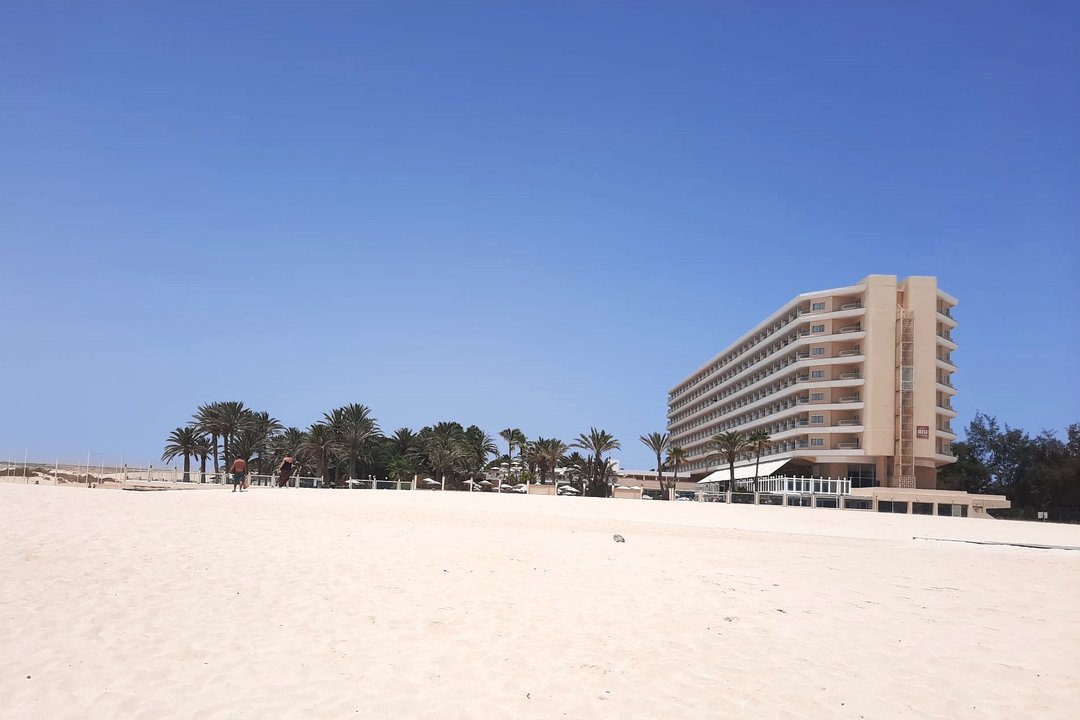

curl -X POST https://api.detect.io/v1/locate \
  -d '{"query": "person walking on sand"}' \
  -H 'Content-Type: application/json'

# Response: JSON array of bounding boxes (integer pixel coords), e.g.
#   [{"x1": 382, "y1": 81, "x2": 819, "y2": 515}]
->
[
  {"x1": 231, "y1": 457, "x2": 247, "y2": 493},
  {"x1": 277, "y1": 455, "x2": 294, "y2": 488}
]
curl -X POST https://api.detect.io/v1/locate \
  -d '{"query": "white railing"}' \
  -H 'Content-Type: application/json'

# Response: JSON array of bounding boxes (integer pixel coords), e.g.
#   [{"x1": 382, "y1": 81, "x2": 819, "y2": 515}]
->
[
  {"x1": 698, "y1": 474, "x2": 852, "y2": 496},
  {"x1": 0, "y1": 464, "x2": 415, "y2": 491}
]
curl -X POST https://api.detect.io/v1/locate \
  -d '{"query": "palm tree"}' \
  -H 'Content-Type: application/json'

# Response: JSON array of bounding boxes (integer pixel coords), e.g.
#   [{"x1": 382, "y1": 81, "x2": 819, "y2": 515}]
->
[
  {"x1": 460, "y1": 425, "x2": 498, "y2": 487},
  {"x1": 499, "y1": 428, "x2": 527, "y2": 485},
  {"x1": 560, "y1": 451, "x2": 590, "y2": 494},
  {"x1": 275, "y1": 427, "x2": 307, "y2": 460},
  {"x1": 193, "y1": 433, "x2": 213, "y2": 483},
  {"x1": 747, "y1": 429, "x2": 773, "y2": 493},
  {"x1": 214, "y1": 401, "x2": 254, "y2": 469},
  {"x1": 386, "y1": 428, "x2": 420, "y2": 460},
  {"x1": 640, "y1": 432, "x2": 671, "y2": 500},
  {"x1": 572, "y1": 428, "x2": 621, "y2": 497},
  {"x1": 192, "y1": 402, "x2": 225, "y2": 472},
  {"x1": 424, "y1": 422, "x2": 466, "y2": 490},
  {"x1": 162, "y1": 427, "x2": 201, "y2": 482},
  {"x1": 325, "y1": 404, "x2": 381, "y2": 482},
  {"x1": 300, "y1": 423, "x2": 342, "y2": 485},
  {"x1": 665, "y1": 445, "x2": 687, "y2": 497},
  {"x1": 532, "y1": 437, "x2": 568, "y2": 485},
  {"x1": 232, "y1": 410, "x2": 284, "y2": 474},
  {"x1": 708, "y1": 430, "x2": 752, "y2": 493},
  {"x1": 386, "y1": 456, "x2": 417, "y2": 487}
]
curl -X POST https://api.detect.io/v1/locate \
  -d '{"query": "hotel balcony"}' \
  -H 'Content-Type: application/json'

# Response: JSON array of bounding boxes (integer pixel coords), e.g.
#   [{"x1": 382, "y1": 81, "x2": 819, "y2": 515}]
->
[
  {"x1": 837, "y1": 394, "x2": 861, "y2": 403},
  {"x1": 937, "y1": 398, "x2": 958, "y2": 418},
  {"x1": 667, "y1": 333, "x2": 868, "y2": 418},
  {"x1": 936, "y1": 328, "x2": 958, "y2": 351},
  {"x1": 936, "y1": 353, "x2": 957, "y2": 370},
  {"x1": 668, "y1": 357, "x2": 868, "y2": 430},
  {"x1": 936, "y1": 376, "x2": 957, "y2": 395},
  {"x1": 936, "y1": 304, "x2": 958, "y2": 327}
]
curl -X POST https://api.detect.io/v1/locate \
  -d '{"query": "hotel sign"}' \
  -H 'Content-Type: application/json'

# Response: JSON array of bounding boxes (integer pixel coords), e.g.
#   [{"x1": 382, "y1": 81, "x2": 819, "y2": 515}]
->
[{"x1": 916, "y1": 426, "x2": 930, "y2": 439}]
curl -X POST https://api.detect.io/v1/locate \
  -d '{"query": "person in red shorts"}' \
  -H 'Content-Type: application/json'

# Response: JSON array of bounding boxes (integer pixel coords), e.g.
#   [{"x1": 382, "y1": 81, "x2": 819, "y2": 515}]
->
[{"x1": 231, "y1": 457, "x2": 247, "y2": 492}]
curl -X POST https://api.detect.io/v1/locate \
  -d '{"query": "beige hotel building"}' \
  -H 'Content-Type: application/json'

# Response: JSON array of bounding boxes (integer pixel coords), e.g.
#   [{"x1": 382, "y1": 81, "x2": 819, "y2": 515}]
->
[{"x1": 668, "y1": 275, "x2": 959, "y2": 489}]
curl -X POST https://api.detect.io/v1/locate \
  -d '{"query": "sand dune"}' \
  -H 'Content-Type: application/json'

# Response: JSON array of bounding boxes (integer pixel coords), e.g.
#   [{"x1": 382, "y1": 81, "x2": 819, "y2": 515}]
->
[{"x1": 1, "y1": 483, "x2": 1077, "y2": 719}]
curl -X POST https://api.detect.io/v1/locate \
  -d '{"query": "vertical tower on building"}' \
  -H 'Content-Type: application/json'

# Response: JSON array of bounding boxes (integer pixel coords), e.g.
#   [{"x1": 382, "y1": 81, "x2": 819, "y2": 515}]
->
[{"x1": 667, "y1": 275, "x2": 958, "y2": 488}]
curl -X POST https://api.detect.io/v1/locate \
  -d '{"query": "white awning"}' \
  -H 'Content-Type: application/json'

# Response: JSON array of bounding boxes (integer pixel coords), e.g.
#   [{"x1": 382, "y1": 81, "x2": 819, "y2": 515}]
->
[{"x1": 698, "y1": 459, "x2": 790, "y2": 484}]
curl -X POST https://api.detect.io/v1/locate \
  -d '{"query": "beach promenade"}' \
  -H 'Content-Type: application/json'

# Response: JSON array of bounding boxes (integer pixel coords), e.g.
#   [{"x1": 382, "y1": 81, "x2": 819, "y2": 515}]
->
[{"x1": 1, "y1": 483, "x2": 1077, "y2": 719}]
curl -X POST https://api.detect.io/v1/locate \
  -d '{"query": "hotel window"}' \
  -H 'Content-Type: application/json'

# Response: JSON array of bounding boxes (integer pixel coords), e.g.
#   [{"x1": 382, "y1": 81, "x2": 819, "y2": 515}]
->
[
  {"x1": 811, "y1": 370, "x2": 825, "y2": 379},
  {"x1": 810, "y1": 437, "x2": 824, "y2": 447},
  {"x1": 811, "y1": 347, "x2": 825, "y2": 356},
  {"x1": 812, "y1": 302, "x2": 826, "y2": 311},
  {"x1": 810, "y1": 392, "x2": 824, "y2": 401},
  {"x1": 811, "y1": 324, "x2": 825, "y2": 333},
  {"x1": 848, "y1": 464, "x2": 877, "y2": 488},
  {"x1": 810, "y1": 415, "x2": 824, "y2": 424}
]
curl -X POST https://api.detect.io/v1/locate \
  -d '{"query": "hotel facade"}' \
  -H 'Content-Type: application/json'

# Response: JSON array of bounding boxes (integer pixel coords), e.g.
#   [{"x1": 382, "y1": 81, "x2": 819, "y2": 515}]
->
[{"x1": 668, "y1": 275, "x2": 958, "y2": 489}]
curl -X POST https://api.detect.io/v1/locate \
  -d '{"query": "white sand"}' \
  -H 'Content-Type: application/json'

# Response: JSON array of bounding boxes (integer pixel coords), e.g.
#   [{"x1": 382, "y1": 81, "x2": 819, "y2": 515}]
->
[{"x1": 1, "y1": 484, "x2": 1078, "y2": 719}]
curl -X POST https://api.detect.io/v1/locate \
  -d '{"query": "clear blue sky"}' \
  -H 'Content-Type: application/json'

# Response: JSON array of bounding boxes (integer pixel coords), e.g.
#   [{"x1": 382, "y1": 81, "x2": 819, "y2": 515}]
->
[{"x1": 2, "y1": 1, "x2": 1077, "y2": 470}]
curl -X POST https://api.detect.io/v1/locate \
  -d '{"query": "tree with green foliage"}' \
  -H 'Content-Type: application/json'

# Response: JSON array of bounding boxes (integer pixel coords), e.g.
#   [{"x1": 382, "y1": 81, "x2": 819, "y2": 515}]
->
[
  {"x1": 939, "y1": 413, "x2": 1080, "y2": 521},
  {"x1": 708, "y1": 430, "x2": 752, "y2": 492},
  {"x1": 326, "y1": 404, "x2": 381, "y2": 481},
  {"x1": 192, "y1": 402, "x2": 226, "y2": 472},
  {"x1": 231, "y1": 410, "x2": 284, "y2": 473},
  {"x1": 300, "y1": 423, "x2": 343, "y2": 485},
  {"x1": 572, "y1": 428, "x2": 621, "y2": 497},
  {"x1": 530, "y1": 437, "x2": 569, "y2": 485},
  {"x1": 162, "y1": 427, "x2": 202, "y2": 483},
  {"x1": 665, "y1": 445, "x2": 687, "y2": 497},
  {"x1": 460, "y1": 425, "x2": 498, "y2": 487},
  {"x1": 639, "y1": 432, "x2": 670, "y2": 499},
  {"x1": 211, "y1": 401, "x2": 254, "y2": 469},
  {"x1": 422, "y1": 422, "x2": 466, "y2": 490},
  {"x1": 499, "y1": 428, "x2": 527, "y2": 487},
  {"x1": 747, "y1": 429, "x2": 773, "y2": 493}
]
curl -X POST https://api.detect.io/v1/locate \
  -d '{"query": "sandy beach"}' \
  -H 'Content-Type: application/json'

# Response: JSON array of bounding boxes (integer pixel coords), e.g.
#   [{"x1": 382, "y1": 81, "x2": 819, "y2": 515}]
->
[{"x1": 1, "y1": 483, "x2": 1078, "y2": 719}]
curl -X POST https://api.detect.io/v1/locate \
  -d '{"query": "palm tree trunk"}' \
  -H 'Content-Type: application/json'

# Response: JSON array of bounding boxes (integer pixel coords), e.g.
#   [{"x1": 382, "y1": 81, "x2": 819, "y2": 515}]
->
[
  {"x1": 183, "y1": 453, "x2": 191, "y2": 484},
  {"x1": 656, "y1": 450, "x2": 664, "y2": 500},
  {"x1": 200, "y1": 453, "x2": 207, "y2": 483},
  {"x1": 754, "y1": 450, "x2": 762, "y2": 494},
  {"x1": 728, "y1": 458, "x2": 736, "y2": 494},
  {"x1": 348, "y1": 456, "x2": 357, "y2": 482},
  {"x1": 212, "y1": 434, "x2": 220, "y2": 473}
]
